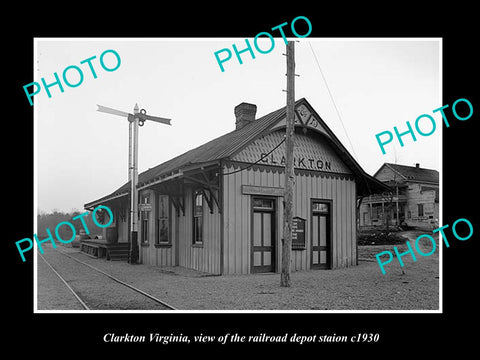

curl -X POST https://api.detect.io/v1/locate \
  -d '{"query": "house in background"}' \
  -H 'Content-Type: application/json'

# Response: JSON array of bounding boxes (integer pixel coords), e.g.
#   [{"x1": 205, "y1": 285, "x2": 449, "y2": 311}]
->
[{"x1": 359, "y1": 163, "x2": 439, "y2": 230}]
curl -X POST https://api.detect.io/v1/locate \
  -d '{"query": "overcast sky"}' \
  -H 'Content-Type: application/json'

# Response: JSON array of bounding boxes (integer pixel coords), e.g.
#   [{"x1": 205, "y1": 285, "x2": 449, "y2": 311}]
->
[{"x1": 35, "y1": 38, "x2": 441, "y2": 213}]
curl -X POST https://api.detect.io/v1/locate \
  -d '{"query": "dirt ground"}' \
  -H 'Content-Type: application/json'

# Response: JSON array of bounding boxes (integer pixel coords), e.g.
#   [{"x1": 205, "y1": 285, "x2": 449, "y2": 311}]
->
[{"x1": 37, "y1": 230, "x2": 439, "y2": 311}]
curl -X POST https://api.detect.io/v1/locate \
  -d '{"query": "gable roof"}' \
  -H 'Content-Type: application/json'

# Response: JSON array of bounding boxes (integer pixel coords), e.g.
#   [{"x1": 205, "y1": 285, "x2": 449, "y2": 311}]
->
[
  {"x1": 85, "y1": 98, "x2": 389, "y2": 208},
  {"x1": 376, "y1": 163, "x2": 439, "y2": 184}
]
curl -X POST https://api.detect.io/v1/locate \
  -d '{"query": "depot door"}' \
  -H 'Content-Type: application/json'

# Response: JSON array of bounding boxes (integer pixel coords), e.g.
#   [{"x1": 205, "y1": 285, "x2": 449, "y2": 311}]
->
[
  {"x1": 311, "y1": 200, "x2": 331, "y2": 269},
  {"x1": 251, "y1": 197, "x2": 276, "y2": 273}
]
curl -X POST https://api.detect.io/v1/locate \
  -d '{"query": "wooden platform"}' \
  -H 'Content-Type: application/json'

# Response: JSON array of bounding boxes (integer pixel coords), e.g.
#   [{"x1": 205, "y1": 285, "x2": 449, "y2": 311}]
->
[{"x1": 80, "y1": 240, "x2": 129, "y2": 261}]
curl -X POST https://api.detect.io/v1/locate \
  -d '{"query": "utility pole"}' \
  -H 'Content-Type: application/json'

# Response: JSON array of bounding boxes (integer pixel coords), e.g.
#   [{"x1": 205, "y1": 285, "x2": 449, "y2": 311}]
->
[
  {"x1": 96, "y1": 103, "x2": 171, "y2": 264},
  {"x1": 281, "y1": 40, "x2": 295, "y2": 287}
]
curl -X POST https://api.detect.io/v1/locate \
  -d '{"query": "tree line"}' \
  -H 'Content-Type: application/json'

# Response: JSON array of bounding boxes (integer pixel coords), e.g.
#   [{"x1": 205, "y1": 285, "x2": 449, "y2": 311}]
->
[{"x1": 37, "y1": 209, "x2": 103, "y2": 240}]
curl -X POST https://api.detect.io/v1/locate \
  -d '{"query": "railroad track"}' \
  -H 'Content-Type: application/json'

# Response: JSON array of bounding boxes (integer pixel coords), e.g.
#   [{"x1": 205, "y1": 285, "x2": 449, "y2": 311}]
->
[{"x1": 38, "y1": 248, "x2": 177, "y2": 310}]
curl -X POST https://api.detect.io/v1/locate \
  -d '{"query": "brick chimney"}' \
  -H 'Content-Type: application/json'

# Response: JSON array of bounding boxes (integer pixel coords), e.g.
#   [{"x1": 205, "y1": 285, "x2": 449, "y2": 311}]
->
[
  {"x1": 415, "y1": 163, "x2": 420, "y2": 168},
  {"x1": 234, "y1": 102, "x2": 257, "y2": 130}
]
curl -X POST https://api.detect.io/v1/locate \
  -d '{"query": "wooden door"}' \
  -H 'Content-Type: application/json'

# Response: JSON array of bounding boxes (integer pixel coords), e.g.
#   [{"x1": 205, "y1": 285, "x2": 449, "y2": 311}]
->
[
  {"x1": 251, "y1": 197, "x2": 276, "y2": 273},
  {"x1": 311, "y1": 200, "x2": 331, "y2": 269}
]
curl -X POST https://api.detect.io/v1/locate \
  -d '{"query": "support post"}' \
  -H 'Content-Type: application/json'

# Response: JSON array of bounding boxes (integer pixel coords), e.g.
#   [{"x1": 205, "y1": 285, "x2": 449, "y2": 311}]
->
[
  {"x1": 129, "y1": 103, "x2": 140, "y2": 264},
  {"x1": 128, "y1": 120, "x2": 132, "y2": 182},
  {"x1": 96, "y1": 102, "x2": 171, "y2": 265},
  {"x1": 281, "y1": 41, "x2": 295, "y2": 287},
  {"x1": 396, "y1": 185, "x2": 399, "y2": 226}
]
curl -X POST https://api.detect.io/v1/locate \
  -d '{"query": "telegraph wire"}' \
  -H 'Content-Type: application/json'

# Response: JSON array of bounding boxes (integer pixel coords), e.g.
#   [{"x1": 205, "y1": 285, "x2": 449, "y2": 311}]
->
[
  {"x1": 307, "y1": 41, "x2": 377, "y2": 198},
  {"x1": 223, "y1": 137, "x2": 286, "y2": 176},
  {"x1": 307, "y1": 41, "x2": 358, "y2": 161}
]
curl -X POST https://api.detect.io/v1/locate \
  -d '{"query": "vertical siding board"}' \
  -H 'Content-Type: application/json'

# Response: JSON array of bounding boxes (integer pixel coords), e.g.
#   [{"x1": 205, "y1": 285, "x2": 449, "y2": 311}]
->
[
  {"x1": 213, "y1": 212, "x2": 217, "y2": 273},
  {"x1": 245, "y1": 168, "x2": 254, "y2": 274},
  {"x1": 345, "y1": 180, "x2": 350, "y2": 267},
  {"x1": 183, "y1": 191, "x2": 188, "y2": 268},
  {"x1": 353, "y1": 181, "x2": 357, "y2": 266},
  {"x1": 225, "y1": 169, "x2": 232, "y2": 274},
  {"x1": 302, "y1": 175, "x2": 309, "y2": 270},
  {"x1": 332, "y1": 178, "x2": 337, "y2": 269},
  {"x1": 334, "y1": 179, "x2": 339, "y2": 269},
  {"x1": 243, "y1": 170, "x2": 250, "y2": 274},
  {"x1": 273, "y1": 170, "x2": 279, "y2": 188},
  {"x1": 223, "y1": 169, "x2": 229, "y2": 274},
  {"x1": 234, "y1": 171, "x2": 238, "y2": 274},
  {"x1": 229, "y1": 169, "x2": 237, "y2": 274},
  {"x1": 348, "y1": 180, "x2": 352, "y2": 266},
  {"x1": 349, "y1": 180, "x2": 353, "y2": 266},
  {"x1": 324, "y1": 177, "x2": 332, "y2": 267},
  {"x1": 217, "y1": 212, "x2": 221, "y2": 274},
  {"x1": 178, "y1": 210, "x2": 183, "y2": 267},
  {"x1": 171, "y1": 207, "x2": 176, "y2": 266},
  {"x1": 292, "y1": 176, "x2": 298, "y2": 271},
  {"x1": 214, "y1": 212, "x2": 220, "y2": 274},
  {"x1": 340, "y1": 179, "x2": 344, "y2": 268},
  {"x1": 241, "y1": 170, "x2": 249, "y2": 274},
  {"x1": 180, "y1": 204, "x2": 186, "y2": 267},
  {"x1": 241, "y1": 170, "x2": 247, "y2": 274},
  {"x1": 229, "y1": 169, "x2": 236, "y2": 275},
  {"x1": 340, "y1": 179, "x2": 345, "y2": 267},
  {"x1": 332, "y1": 177, "x2": 338, "y2": 269},
  {"x1": 295, "y1": 175, "x2": 300, "y2": 271},
  {"x1": 208, "y1": 211, "x2": 213, "y2": 273},
  {"x1": 205, "y1": 211, "x2": 210, "y2": 273},
  {"x1": 234, "y1": 172, "x2": 241, "y2": 274},
  {"x1": 337, "y1": 180, "x2": 341, "y2": 268},
  {"x1": 352, "y1": 180, "x2": 356, "y2": 266},
  {"x1": 185, "y1": 190, "x2": 191, "y2": 269},
  {"x1": 212, "y1": 212, "x2": 217, "y2": 273},
  {"x1": 343, "y1": 179, "x2": 349, "y2": 267},
  {"x1": 180, "y1": 193, "x2": 185, "y2": 268}
]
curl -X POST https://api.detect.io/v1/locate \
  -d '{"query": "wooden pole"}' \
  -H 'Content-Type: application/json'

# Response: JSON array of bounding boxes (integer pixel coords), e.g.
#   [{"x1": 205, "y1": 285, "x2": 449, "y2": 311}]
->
[{"x1": 281, "y1": 41, "x2": 295, "y2": 287}]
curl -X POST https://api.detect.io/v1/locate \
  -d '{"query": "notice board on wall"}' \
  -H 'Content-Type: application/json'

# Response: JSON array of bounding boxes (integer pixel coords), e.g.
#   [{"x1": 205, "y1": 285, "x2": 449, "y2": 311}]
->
[{"x1": 292, "y1": 216, "x2": 306, "y2": 249}]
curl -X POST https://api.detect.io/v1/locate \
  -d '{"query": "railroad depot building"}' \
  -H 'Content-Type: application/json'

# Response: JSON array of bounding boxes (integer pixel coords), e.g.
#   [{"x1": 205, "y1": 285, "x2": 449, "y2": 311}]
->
[
  {"x1": 358, "y1": 163, "x2": 439, "y2": 229},
  {"x1": 84, "y1": 98, "x2": 387, "y2": 275}
]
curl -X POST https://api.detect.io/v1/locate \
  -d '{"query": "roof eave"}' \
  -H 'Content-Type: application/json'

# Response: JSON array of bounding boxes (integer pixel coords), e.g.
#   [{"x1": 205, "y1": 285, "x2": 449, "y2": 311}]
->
[{"x1": 84, "y1": 191, "x2": 129, "y2": 210}]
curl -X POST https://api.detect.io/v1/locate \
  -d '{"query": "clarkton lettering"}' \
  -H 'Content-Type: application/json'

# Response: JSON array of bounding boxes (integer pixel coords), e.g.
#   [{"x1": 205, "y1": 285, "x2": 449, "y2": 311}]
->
[
  {"x1": 15, "y1": 205, "x2": 113, "y2": 262},
  {"x1": 23, "y1": 49, "x2": 121, "y2": 106},
  {"x1": 260, "y1": 153, "x2": 332, "y2": 171}
]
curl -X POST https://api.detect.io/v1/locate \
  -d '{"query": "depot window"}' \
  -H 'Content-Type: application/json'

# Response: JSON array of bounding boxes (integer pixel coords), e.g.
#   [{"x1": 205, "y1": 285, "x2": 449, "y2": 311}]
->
[
  {"x1": 156, "y1": 194, "x2": 170, "y2": 246},
  {"x1": 193, "y1": 190, "x2": 204, "y2": 245},
  {"x1": 140, "y1": 194, "x2": 150, "y2": 244}
]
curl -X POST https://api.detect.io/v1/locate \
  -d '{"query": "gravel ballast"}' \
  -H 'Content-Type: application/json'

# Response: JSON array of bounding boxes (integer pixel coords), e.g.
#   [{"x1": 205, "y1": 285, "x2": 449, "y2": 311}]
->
[{"x1": 37, "y1": 234, "x2": 439, "y2": 311}]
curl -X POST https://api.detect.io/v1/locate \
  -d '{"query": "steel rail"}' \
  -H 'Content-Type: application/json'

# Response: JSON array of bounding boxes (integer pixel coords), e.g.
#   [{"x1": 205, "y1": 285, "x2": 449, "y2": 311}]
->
[
  {"x1": 38, "y1": 252, "x2": 91, "y2": 310},
  {"x1": 54, "y1": 248, "x2": 177, "y2": 310}
]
